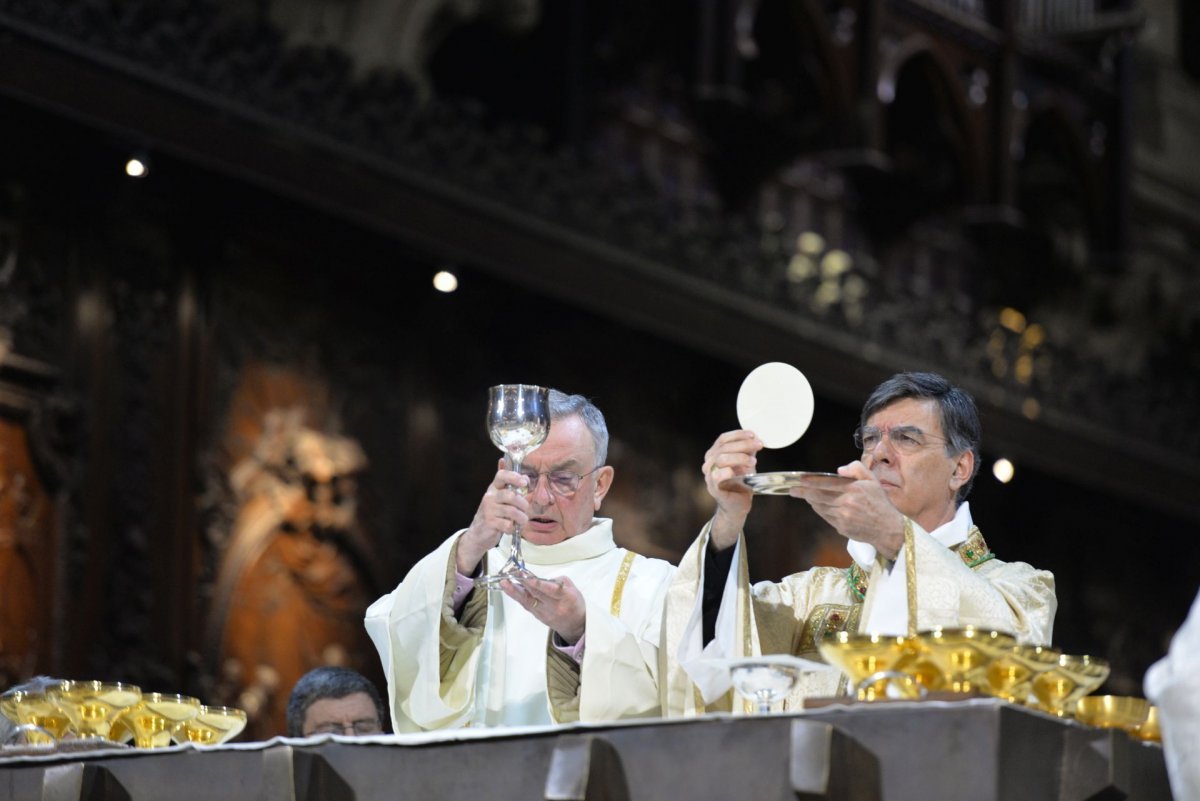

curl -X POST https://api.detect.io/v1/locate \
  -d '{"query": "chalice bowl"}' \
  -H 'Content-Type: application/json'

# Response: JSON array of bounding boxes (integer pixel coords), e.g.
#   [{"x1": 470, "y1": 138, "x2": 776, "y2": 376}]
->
[
  {"x1": 1134, "y1": 705, "x2": 1162, "y2": 743},
  {"x1": 107, "y1": 713, "x2": 135, "y2": 745},
  {"x1": 1074, "y1": 695, "x2": 1150, "y2": 732},
  {"x1": 918, "y1": 627, "x2": 1015, "y2": 694},
  {"x1": 476, "y1": 384, "x2": 551, "y2": 590},
  {"x1": 47, "y1": 681, "x2": 141, "y2": 740},
  {"x1": 984, "y1": 644, "x2": 1060, "y2": 705},
  {"x1": 1030, "y1": 654, "x2": 1110, "y2": 717},
  {"x1": 124, "y1": 693, "x2": 201, "y2": 748},
  {"x1": 729, "y1": 658, "x2": 803, "y2": 714},
  {"x1": 0, "y1": 690, "x2": 71, "y2": 746},
  {"x1": 173, "y1": 706, "x2": 248, "y2": 746},
  {"x1": 818, "y1": 632, "x2": 922, "y2": 701}
]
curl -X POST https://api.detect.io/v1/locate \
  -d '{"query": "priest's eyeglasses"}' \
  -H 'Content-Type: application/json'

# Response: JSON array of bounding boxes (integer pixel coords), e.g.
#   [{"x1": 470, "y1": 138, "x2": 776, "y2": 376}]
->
[
  {"x1": 853, "y1": 425, "x2": 947, "y2": 454},
  {"x1": 517, "y1": 466, "x2": 602, "y2": 497}
]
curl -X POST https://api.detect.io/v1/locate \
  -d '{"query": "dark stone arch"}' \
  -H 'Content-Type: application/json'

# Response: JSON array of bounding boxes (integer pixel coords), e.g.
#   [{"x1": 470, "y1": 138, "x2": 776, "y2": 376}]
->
[
  {"x1": 974, "y1": 104, "x2": 1105, "y2": 312},
  {"x1": 1017, "y1": 105, "x2": 1101, "y2": 268},
  {"x1": 694, "y1": 0, "x2": 849, "y2": 209},
  {"x1": 880, "y1": 45, "x2": 979, "y2": 220}
]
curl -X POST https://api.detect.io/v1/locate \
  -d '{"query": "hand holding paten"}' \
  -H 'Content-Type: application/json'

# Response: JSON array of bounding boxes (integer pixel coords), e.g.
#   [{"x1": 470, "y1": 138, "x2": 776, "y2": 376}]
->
[{"x1": 789, "y1": 460, "x2": 905, "y2": 560}]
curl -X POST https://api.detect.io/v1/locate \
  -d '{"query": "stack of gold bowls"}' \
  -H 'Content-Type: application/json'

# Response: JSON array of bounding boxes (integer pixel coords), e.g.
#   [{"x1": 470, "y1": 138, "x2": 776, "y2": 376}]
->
[
  {"x1": 817, "y1": 628, "x2": 1118, "y2": 722},
  {"x1": 818, "y1": 631, "x2": 925, "y2": 701},
  {"x1": 1028, "y1": 654, "x2": 1111, "y2": 717},
  {"x1": 1, "y1": 681, "x2": 247, "y2": 749}
]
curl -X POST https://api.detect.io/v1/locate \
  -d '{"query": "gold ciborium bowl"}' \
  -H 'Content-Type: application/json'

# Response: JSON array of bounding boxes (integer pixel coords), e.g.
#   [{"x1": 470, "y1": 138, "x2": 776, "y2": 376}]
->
[
  {"x1": 1031, "y1": 654, "x2": 1110, "y2": 717},
  {"x1": 0, "y1": 690, "x2": 72, "y2": 745},
  {"x1": 172, "y1": 706, "x2": 248, "y2": 746},
  {"x1": 124, "y1": 693, "x2": 201, "y2": 748},
  {"x1": 818, "y1": 632, "x2": 921, "y2": 701},
  {"x1": 1074, "y1": 695, "x2": 1150, "y2": 731},
  {"x1": 47, "y1": 681, "x2": 142, "y2": 740},
  {"x1": 915, "y1": 627, "x2": 1016, "y2": 695},
  {"x1": 984, "y1": 644, "x2": 1061, "y2": 704},
  {"x1": 1134, "y1": 705, "x2": 1161, "y2": 742}
]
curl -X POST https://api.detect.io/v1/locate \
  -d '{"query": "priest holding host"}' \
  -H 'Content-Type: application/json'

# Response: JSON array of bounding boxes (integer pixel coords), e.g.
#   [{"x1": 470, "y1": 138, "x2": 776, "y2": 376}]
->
[
  {"x1": 365, "y1": 390, "x2": 675, "y2": 731},
  {"x1": 662, "y1": 371, "x2": 1058, "y2": 714}
]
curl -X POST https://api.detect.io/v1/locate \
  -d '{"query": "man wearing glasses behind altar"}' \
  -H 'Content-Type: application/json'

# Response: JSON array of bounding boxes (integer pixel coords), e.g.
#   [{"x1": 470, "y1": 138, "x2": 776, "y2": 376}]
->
[
  {"x1": 366, "y1": 390, "x2": 675, "y2": 730},
  {"x1": 662, "y1": 371, "x2": 1057, "y2": 713}
]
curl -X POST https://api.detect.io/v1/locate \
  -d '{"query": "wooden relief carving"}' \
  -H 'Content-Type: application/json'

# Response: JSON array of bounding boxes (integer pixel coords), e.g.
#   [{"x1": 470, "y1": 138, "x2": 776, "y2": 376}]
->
[
  {"x1": 0, "y1": 418, "x2": 56, "y2": 689},
  {"x1": 204, "y1": 364, "x2": 381, "y2": 739}
]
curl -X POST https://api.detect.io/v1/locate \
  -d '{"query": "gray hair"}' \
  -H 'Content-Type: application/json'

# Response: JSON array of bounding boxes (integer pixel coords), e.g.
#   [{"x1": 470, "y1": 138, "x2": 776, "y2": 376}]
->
[
  {"x1": 285, "y1": 666, "x2": 387, "y2": 737},
  {"x1": 548, "y1": 389, "x2": 609, "y2": 467},
  {"x1": 860, "y1": 372, "x2": 982, "y2": 502}
]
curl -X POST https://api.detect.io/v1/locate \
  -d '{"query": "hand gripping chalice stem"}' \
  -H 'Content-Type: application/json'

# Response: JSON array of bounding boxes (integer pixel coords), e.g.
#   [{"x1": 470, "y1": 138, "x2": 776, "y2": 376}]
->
[{"x1": 476, "y1": 384, "x2": 550, "y2": 590}]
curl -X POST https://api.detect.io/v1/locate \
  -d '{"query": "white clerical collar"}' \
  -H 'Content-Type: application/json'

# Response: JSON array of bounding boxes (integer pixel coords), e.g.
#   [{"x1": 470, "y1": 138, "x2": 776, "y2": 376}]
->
[
  {"x1": 501, "y1": 518, "x2": 616, "y2": 566},
  {"x1": 933, "y1": 501, "x2": 973, "y2": 548},
  {"x1": 847, "y1": 502, "x2": 973, "y2": 569}
]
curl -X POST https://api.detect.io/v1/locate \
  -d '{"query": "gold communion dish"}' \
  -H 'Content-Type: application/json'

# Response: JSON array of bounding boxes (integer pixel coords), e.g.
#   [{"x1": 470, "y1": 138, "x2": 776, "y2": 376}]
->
[
  {"x1": 124, "y1": 694, "x2": 201, "y2": 748},
  {"x1": 915, "y1": 628, "x2": 1016, "y2": 694},
  {"x1": 0, "y1": 690, "x2": 72, "y2": 745},
  {"x1": 107, "y1": 714, "x2": 135, "y2": 745},
  {"x1": 984, "y1": 644, "x2": 1061, "y2": 704},
  {"x1": 172, "y1": 705, "x2": 248, "y2": 746},
  {"x1": 1074, "y1": 695, "x2": 1150, "y2": 731},
  {"x1": 47, "y1": 681, "x2": 142, "y2": 740},
  {"x1": 1031, "y1": 654, "x2": 1110, "y2": 717},
  {"x1": 1134, "y1": 705, "x2": 1162, "y2": 742},
  {"x1": 818, "y1": 632, "x2": 921, "y2": 701}
]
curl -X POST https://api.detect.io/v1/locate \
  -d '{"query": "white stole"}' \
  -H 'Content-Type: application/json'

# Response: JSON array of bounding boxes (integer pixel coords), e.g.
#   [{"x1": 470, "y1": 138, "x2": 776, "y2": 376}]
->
[
  {"x1": 847, "y1": 502, "x2": 973, "y2": 635},
  {"x1": 475, "y1": 519, "x2": 620, "y2": 726}
]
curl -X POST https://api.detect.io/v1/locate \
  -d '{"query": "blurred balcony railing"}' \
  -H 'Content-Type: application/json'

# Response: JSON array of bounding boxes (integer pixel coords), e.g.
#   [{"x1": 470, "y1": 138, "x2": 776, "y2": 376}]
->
[{"x1": 1019, "y1": 0, "x2": 1097, "y2": 31}]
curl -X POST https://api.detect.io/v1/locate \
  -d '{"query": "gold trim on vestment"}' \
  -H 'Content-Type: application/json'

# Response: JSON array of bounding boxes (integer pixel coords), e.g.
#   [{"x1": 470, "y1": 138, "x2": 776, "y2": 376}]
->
[
  {"x1": 610, "y1": 550, "x2": 637, "y2": 617},
  {"x1": 739, "y1": 539, "x2": 755, "y2": 714},
  {"x1": 904, "y1": 517, "x2": 918, "y2": 637}
]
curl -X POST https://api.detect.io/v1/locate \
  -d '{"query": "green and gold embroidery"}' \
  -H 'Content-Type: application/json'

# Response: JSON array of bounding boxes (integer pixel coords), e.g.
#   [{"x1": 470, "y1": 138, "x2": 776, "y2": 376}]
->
[
  {"x1": 953, "y1": 528, "x2": 995, "y2": 567},
  {"x1": 844, "y1": 525, "x2": 995, "y2": 600},
  {"x1": 798, "y1": 603, "x2": 862, "y2": 660}
]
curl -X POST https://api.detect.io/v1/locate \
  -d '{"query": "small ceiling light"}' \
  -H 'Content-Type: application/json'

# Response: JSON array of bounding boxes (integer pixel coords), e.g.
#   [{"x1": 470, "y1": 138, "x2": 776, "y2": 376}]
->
[
  {"x1": 432, "y1": 270, "x2": 458, "y2": 293},
  {"x1": 998, "y1": 307, "x2": 1026, "y2": 333},
  {"x1": 992, "y1": 458, "x2": 1015, "y2": 484},
  {"x1": 820, "y1": 249, "x2": 852, "y2": 277},
  {"x1": 796, "y1": 231, "x2": 825, "y2": 255},
  {"x1": 125, "y1": 158, "x2": 148, "y2": 178}
]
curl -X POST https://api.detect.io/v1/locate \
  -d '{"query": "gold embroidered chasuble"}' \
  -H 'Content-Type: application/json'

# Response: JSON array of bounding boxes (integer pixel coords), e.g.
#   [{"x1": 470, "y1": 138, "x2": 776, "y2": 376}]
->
[
  {"x1": 661, "y1": 513, "x2": 1057, "y2": 716},
  {"x1": 364, "y1": 518, "x2": 675, "y2": 731}
]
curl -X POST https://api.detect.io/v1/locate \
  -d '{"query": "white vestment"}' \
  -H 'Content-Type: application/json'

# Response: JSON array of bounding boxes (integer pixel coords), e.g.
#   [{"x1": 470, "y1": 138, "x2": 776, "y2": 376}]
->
[
  {"x1": 365, "y1": 518, "x2": 675, "y2": 731},
  {"x1": 1144, "y1": 588, "x2": 1200, "y2": 801},
  {"x1": 662, "y1": 503, "x2": 1057, "y2": 715}
]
